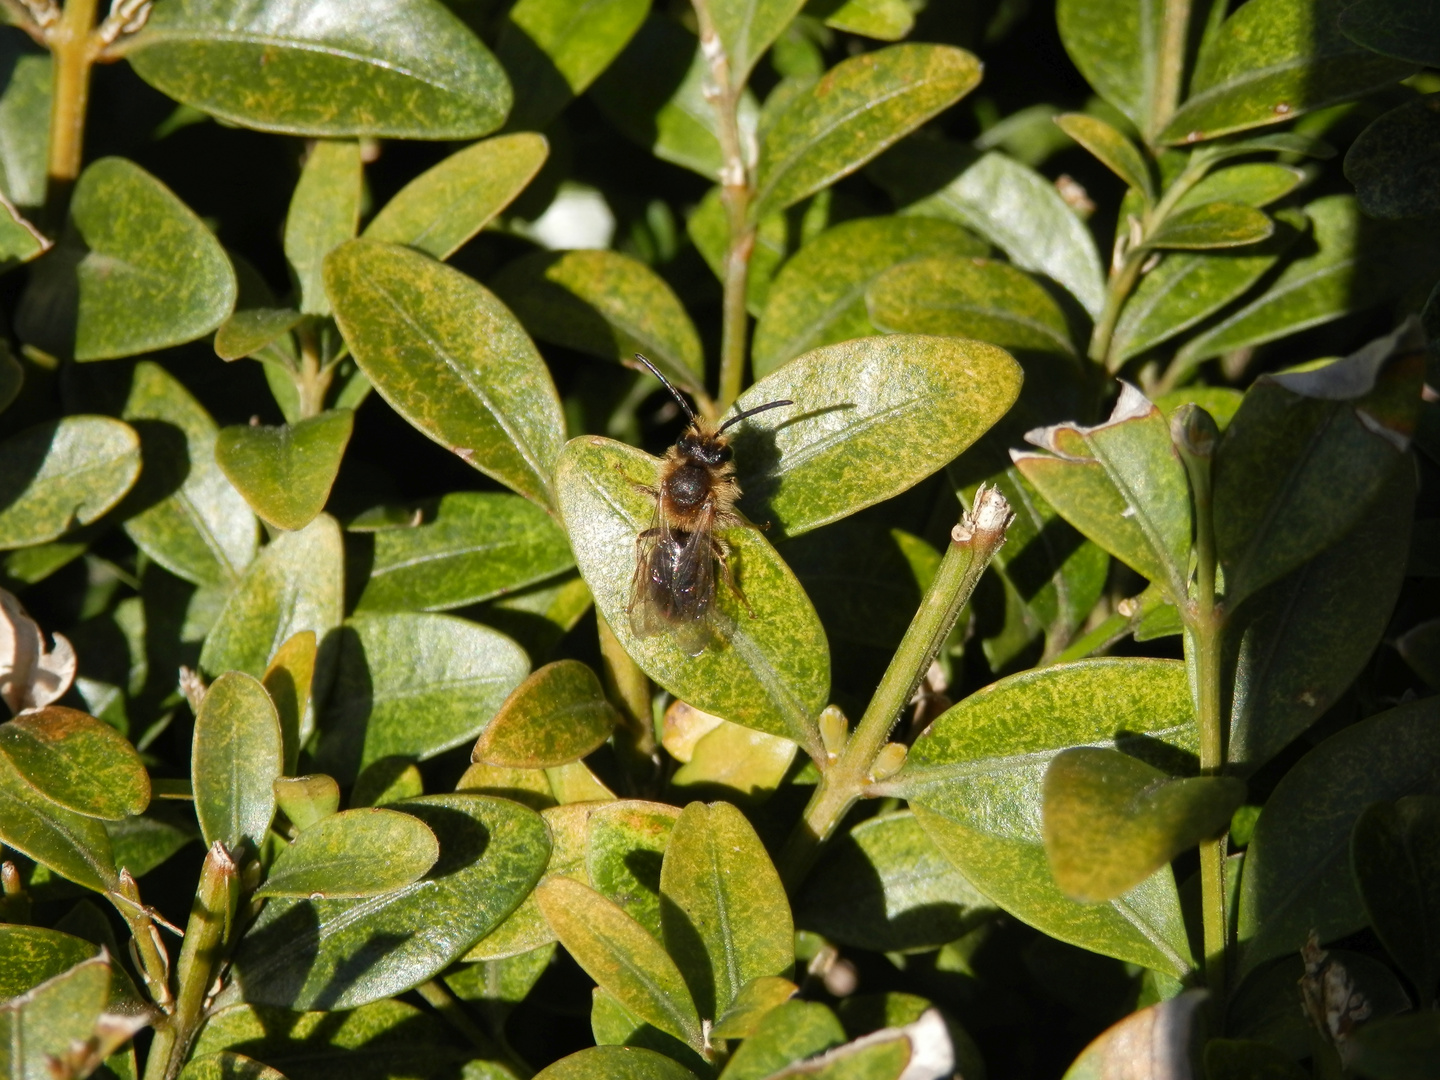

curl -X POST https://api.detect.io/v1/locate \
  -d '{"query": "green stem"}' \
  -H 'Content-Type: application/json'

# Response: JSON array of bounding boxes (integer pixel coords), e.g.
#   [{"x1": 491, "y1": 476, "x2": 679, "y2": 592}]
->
[
  {"x1": 1149, "y1": 0, "x2": 1193, "y2": 144},
  {"x1": 295, "y1": 321, "x2": 333, "y2": 419},
  {"x1": 46, "y1": 0, "x2": 100, "y2": 205},
  {"x1": 778, "y1": 488, "x2": 1014, "y2": 889},
  {"x1": 108, "y1": 872, "x2": 174, "y2": 1015}
]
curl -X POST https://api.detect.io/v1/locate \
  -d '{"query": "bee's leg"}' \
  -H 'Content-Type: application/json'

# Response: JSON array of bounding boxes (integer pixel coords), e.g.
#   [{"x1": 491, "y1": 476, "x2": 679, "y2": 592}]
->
[{"x1": 713, "y1": 536, "x2": 756, "y2": 618}]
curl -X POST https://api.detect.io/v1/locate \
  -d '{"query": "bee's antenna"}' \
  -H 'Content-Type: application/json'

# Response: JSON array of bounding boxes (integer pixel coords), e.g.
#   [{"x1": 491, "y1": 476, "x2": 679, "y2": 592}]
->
[
  {"x1": 631, "y1": 353, "x2": 696, "y2": 425},
  {"x1": 719, "y1": 398, "x2": 793, "y2": 433}
]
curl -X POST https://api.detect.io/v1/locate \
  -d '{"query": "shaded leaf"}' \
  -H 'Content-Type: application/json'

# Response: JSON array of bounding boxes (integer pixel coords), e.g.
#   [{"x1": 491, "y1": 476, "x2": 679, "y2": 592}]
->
[
  {"x1": 193, "y1": 671, "x2": 282, "y2": 853},
  {"x1": 586, "y1": 799, "x2": 680, "y2": 938},
  {"x1": 0, "y1": 955, "x2": 111, "y2": 1080},
  {"x1": 1350, "y1": 797, "x2": 1440, "y2": 1006},
  {"x1": 1345, "y1": 94, "x2": 1440, "y2": 220},
  {"x1": 0, "y1": 748, "x2": 118, "y2": 892},
  {"x1": 1054, "y1": 113, "x2": 1152, "y2": 198},
  {"x1": 1339, "y1": 0, "x2": 1440, "y2": 66},
  {"x1": 216, "y1": 411, "x2": 354, "y2": 532},
  {"x1": 264, "y1": 631, "x2": 317, "y2": 775},
  {"x1": 720, "y1": 1000, "x2": 846, "y2": 1080},
  {"x1": 535, "y1": 1047, "x2": 698, "y2": 1080},
  {"x1": 472, "y1": 660, "x2": 618, "y2": 769},
  {"x1": 179, "y1": 1053, "x2": 287, "y2": 1080},
  {"x1": 1146, "y1": 202, "x2": 1274, "y2": 250},
  {"x1": 0, "y1": 417, "x2": 140, "y2": 549},
  {"x1": 1349, "y1": 1012, "x2": 1440, "y2": 1080},
  {"x1": 0, "y1": 925, "x2": 105, "y2": 999},
  {"x1": 0, "y1": 706, "x2": 148, "y2": 820},
  {"x1": 272, "y1": 774, "x2": 339, "y2": 832},
  {"x1": 258, "y1": 808, "x2": 439, "y2": 898},
  {"x1": 1061, "y1": 991, "x2": 1207, "y2": 1080},
  {"x1": 285, "y1": 141, "x2": 361, "y2": 317}
]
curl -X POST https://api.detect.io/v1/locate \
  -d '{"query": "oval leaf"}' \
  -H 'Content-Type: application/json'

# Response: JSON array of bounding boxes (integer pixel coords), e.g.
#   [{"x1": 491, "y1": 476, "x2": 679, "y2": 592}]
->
[
  {"x1": 1054, "y1": 113, "x2": 1153, "y2": 198},
  {"x1": 1056, "y1": 0, "x2": 1163, "y2": 137},
  {"x1": 1146, "y1": 202, "x2": 1274, "y2": 251},
  {"x1": 0, "y1": 706, "x2": 149, "y2": 820},
  {"x1": 1351, "y1": 797, "x2": 1440, "y2": 1003},
  {"x1": 179, "y1": 1053, "x2": 287, "y2": 1080},
  {"x1": 535, "y1": 1047, "x2": 699, "y2": 1080},
  {"x1": 258, "y1": 807, "x2": 439, "y2": 899},
  {"x1": 215, "y1": 410, "x2": 355, "y2": 532},
  {"x1": 1174, "y1": 162, "x2": 1306, "y2": 211},
  {"x1": 325, "y1": 239, "x2": 565, "y2": 510},
  {"x1": 284, "y1": 141, "x2": 362, "y2": 317},
  {"x1": 1345, "y1": 94, "x2": 1440, "y2": 220},
  {"x1": 193, "y1": 671, "x2": 282, "y2": 853},
  {"x1": 0, "y1": 417, "x2": 140, "y2": 549},
  {"x1": 472, "y1": 660, "x2": 619, "y2": 769},
  {"x1": 0, "y1": 748, "x2": 118, "y2": 892}
]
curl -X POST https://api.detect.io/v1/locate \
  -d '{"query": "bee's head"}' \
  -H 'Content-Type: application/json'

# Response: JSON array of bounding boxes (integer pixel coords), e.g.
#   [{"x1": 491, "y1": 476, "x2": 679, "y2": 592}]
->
[{"x1": 678, "y1": 430, "x2": 732, "y2": 466}]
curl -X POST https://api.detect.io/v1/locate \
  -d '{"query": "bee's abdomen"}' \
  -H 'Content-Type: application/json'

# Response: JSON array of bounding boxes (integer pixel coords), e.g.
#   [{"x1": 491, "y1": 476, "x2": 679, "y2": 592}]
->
[{"x1": 667, "y1": 463, "x2": 710, "y2": 508}]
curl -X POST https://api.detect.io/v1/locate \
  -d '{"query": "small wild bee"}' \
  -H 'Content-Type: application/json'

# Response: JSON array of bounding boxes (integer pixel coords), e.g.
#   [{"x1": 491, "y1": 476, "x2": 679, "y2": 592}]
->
[{"x1": 627, "y1": 354, "x2": 793, "y2": 655}]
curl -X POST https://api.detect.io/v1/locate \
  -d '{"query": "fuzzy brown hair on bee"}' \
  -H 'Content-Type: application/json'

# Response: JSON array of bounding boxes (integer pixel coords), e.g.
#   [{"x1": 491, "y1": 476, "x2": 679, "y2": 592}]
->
[{"x1": 626, "y1": 354, "x2": 792, "y2": 655}]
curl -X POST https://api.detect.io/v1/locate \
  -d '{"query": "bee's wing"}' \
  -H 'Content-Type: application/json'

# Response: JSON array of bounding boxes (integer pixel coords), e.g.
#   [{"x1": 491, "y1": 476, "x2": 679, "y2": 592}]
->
[
  {"x1": 667, "y1": 503, "x2": 719, "y2": 656},
  {"x1": 628, "y1": 501, "x2": 670, "y2": 640}
]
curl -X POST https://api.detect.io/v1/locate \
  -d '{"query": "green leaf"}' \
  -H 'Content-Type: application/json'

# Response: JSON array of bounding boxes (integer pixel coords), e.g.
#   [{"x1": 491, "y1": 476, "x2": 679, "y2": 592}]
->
[
  {"x1": 231, "y1": 793, "x2": 550, "y2": 1009},
  {"x1": 866, "y1": 255, "x2": 1076, "y2": 356},
  {"x1": 752, "y1": 216, "x2": 985, "y2": 377},
  {"x1": 472, "y1": 660, "x2": 619, "y2": 769},
  {"x1": 0, "y1": 955, "x2": 111, "y2": 1080},
  {"x1": 1055, "y1": 0, "x2": 1162, "y2": 139},
  {"x1": 708, "y1": 0, "x2": 807, "y2": 88},
  {"x1": 820, "y1": 0, "x2": 913, "y2": 41},
  {"x1": 1174, "y1": 162, "x2": 1306, "y2": 211},
  {"x1": 0, "y1": 46, "x2": 51, "y2": 209},
  {"x1": 257, "y1": 807, "x2": 439, "y2": 898},
  {"x1": 120, "y1": 361, "x2": 257, "y2": 588},
  {"x1": 537, "y1": 876, "x2": 704, "y2": 1051},
  {"x1": 796, "y1": 810, "x2": 995, "y2": 953},
  {"x1": 535, "y1": 1047, "x2": 698, "y2": 1080},
  {"x1": 753, "y1": 44, "x2": 982, "y2": 220},
  {"x1": 1350, "y1": 1013, "x2": 1440, "y2": 1080},
  {"x1": 1146, "y1": 202, "x2": 1274, "y2": 250},
  {"x1": 0, "y1": 417, "x2": 140, "y2": 549},
  {"x1": 0, "y1": 345, "x2": 21, "y2": 415},
  {"x1": 1238, "y1": 696, "x2": 1440, "y2": 976},
  {"x1": 314, "y1": 612, "x2": 530, "y2": 784},
  {"x1": 214, "y1": 307, "x2": 302, "y2": 364},
  {"x1": 734, "y1": 334, "x2": 1022, "y2": 538},
  {"x1": 121, "y1": 0, "x2": 512, "y2": 139},
  {"x1": 0, "y1": 197, "x2": 47, "y2": 268},
  {"x1": 364, "y1": 134, "x2": 548, "y2": 261},
  {"x1": 1344, "y1": 95, "x2": 1440, "y2": 220},
  {"x1": 216, "y1": 411, "x2": 354, "y2": 532},
  {"x1": 1339, "y1": 0, "x2": 1440, "y2": 66},
  {"x1": 325, "y1": 239, "x2": 565, "y2": 510},
  {"x1": 660, "y1": 802, "x2": 793, "y2": 1022},
  {"x1": 885, "y1": 147, "x2": 1107, "y2": 317},
  {"x1": 1042, "y1": 747, "x2": 1245, "y2": 903},
  {"x1": 264, "y1": 632, "x2": 317, "y2": 776},
  {"x1": 106, "y1": 805, "x2": 200, "y2": 880},
  {"x1": 1351, "y1": 797, "x2": 1440, "y2": 1004},
  {"x1": 669, "y1": 714, "x2": 797, "y2": 805},
  {"x1": 0, "y1": 707, "x2": 149, "y2": 821},
  {"x1": 0, "y1": 748, "x2": 118, "y2": 893},
  {"x1": 285, "y1": 141, "x2": 362, "y2": 317},
  {"x1": 1111, "y1": 210, "x2": 1303, "y2": 365},
  {"x1": 1012, "y1": 385, "x2": 1192, "y2": 602},
  {"x1": 490, "y1": 249, "x2": 704, "y2": 395},
  {"x1": 896, "y1": 659, "x2": 1197, "y2": 977},
  {"x1": 1160, "y1": 0, "x2": 1413, "y2": 145},
  {"x1": 711, "y1": 977, "x2": 798, "y2": 1039},
  {"x1": 1054, "y1": 113, "x2": 1152, "y2": 199},
  {"x1": 1212, "y1": 323, "x2": 1420, "y2": 606},
  {"x1": 193, "y1": 671, "x2": 282, "y2": 853},
  {"x1": 1227, "y1": 464, "x2": 1413, "y2": 772},
  {"x1": 0, "y1": 926, "x2": 105, "y2": 999},
  {"x1": 70, "y1": 157, "x2": 237, "y2": 361},
  {"x1": 350, "y1": 758, "x2": 424, "y2": 809},
  {"x1": 687, "y1": 185, "x2": 788, "y2": 315},
  {"x1": 554, "y1": 436, "x2": 828, "y2": 754},
  {"x1": 200, "y1": 514, "x2": 344, "y2": 679},
  {"x1": 179, "y1": 1053, "x2": 286, "y2": 1080},
  {"x1": 586, "y1": 800, "x2": 680, "y2": 938},
  {"x1": 495, "y1": 0, "x2": 649, "y2": 129},
  {"x1": 720, "y1": 1001, "x2": 846, "y2": 1080},
  {"x1": 272, "y1": 773, "x2": 338, "y2": 832},
  {"x1": 1062, "y1": 991, "x2": 1206, "y2": 1080}
]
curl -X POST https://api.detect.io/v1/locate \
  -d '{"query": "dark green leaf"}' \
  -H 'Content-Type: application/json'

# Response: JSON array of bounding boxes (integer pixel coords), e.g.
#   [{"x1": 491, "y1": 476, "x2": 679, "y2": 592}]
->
[
  {"x1": 121, "y1": 0, "x2": 512, "y2": 139},
  {"x1": 897, "y1": 659, "x2": 1197, "y2": 976},
  {"x1": 1174, "y1": 163, "x2": 1305, "y2": 211},
  {"x1": 179, "y1": 1053, "x2": 286, "y2": 1080},
  {"x1": 753, "y1": 44, "x2": 982, "y2": 219},
  {"x1": 214, "y1": 307, "x2": 302, "y2": 364},
  {"x1": 354, "y1": 492, "x2": 573, "y2": 613},
  {"x1": 0, "y1": 955, "x2": 111, "y2": 1080},
  {"x1": 586, "y1": 799, "x2": 680, "y2": 938},
  {"x1": 70, "y1": 157, "x2": 237, "y2": 361},
  {"x1": 105, "y1": 804, "x2": 200, "y2": 879},
  {"x1": 535, "y1": 1047, "x2": 698, "y2": 1080},
  {"x1": 0, "y1": 925, "x2": 103, "y2": 999},
  {"x1": 314, "y1": 612, "x2": 529, "y2": 783},
  {"x1": 1238, "y1": 697, "x2": 1440, "y2": 976},
  {"x1": 216, "y1": 410, "x2": 354, "y2": 532},
  {"x1": 231, "y1": 793, "x2": 550, "y2": 1009},
  {"x1": 1339, "y1": 0, "x2": 1440, "y2": 66},
  {"x1": 1160, "y1": 0, "x2": 1413, "y2": 144},
  {"x1": 193, "y1": 671, "x2": 282, "y2": 852},
  {"x1": 285, "y1": 141, "x2": 361, "y2": 317},
  {"x1": 1351, "y1": 797, "x2": 1440, "y2": 1006},
  {"x1": 0, "y1": 706, "x2": 149, "y2": 821},
  {"x1": 0, "y1": 748, "x2": 118, "y2": 893},
  {"x1": 1398, "y1": 617, "x2": 1440, "y2": 689},
  {"x1": 1054, "y1": 113, "x2": 1152, "y2": 198},
  {"x1": 1345, "y1": 95, "x2": 1440, "y2": 219},
  {"x1": 866, "y1": 255, "x2": 1076, "y2": 356},
  {"x1": 472, "y1": 660, "x2": 619, "y2": 769},
  {"x1": 1055, "y1": 0, "x2": 1162, "y2": 139},
  {"x1": 720, "y1": 1000, "x2": 846, "y2": 1080},
  {"x1": 1146, "y1": 202, "x2": 1274, "y2": 250},
  {"x1": 350, "y1": 758, "x2": 424, "y2": 809},
  {"x1": 325, "y1": 239, "x2": 565, "y2": 511},
  {"x1": 0, "y1": 417, "x2": 140, "y2": 549},
  {"x1": 364, "y1": 134, "x2": 548, "y2": 260},
  {"x1": 1350, "y1": 1012, "x2": 1440, "y2": 1080},
  {"x1": 258, "y1": 807, "x2": 439, "y2": 898},
  {"x1": 1203, "y1": 1039, "x2": 1309, "y2": 1080}
]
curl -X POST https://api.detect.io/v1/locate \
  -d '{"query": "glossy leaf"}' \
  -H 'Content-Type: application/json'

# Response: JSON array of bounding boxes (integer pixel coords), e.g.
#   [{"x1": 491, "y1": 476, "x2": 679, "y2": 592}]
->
[
  {"x1": 264, "y1": 631, "x2": 317, "y2": 775},
  {"x1": 178, "y1": 1053, "x2": 286, "y2": 1080},
  {"x1": 1227, "y1": 465, "x2": 1413, "y2": 772},
  {"x1": 0, "y1": 48, "x2": 51, "y2": 209},
  {"x1": 214, "y1": 306, "x2": 302, "y2": 364},
  {"x1": 0, "y1": 955, "x2": 111, "y2": 1080},
  {"x1": 1345, "y1": 95, "x2": 1440, "y2": 220},
  {"x1": 535, "y1": 1047, "x2": 698, "y2": 1080},
  {"x1": 1146, "y1": 202, "x2": 1274, "y2": 250},
  {"x1": 0, "y1": 417, "x2": 140, "y2": 549},
  {"x1": 557, "y1": 436, "x2": 827, "y2": 750},
  {"x1": 537, "y1": 877, "x2": 704, "y2": 1051},
  {"x1": 670, "y1": 714, "x2": 797, "y2": 805},
  {"x1": 896, "y1": 659, "x2": 1197, "y2": 976},
  {"x1": 1339, "y1": 0, "x2": 1440, "y2": 66},
  {"x1": 733, "y1": 334, "x2": 1022, "y2": 538},
  {"x1": 586, "y1": 799, "x2": 681, "y2": 938},
  {"x1": 1062, "y1": 991, "x2": 1206, "y2": 1080},
  {"x1": 1043, "y1": 747, "x2": 1245, "y2": 902},
  {"x1": 258, "y1": 807, "x2": 439, "y2": 898},
  {"x1": 121, "y1": 361, "x2": 257, "y2": 588},
  {"x1": 314, "y1": 612, "x2": 530, "y2": 783},
  {"x1": 1160, "y1": 0, "x2": 1413, "y2": 144},
  {"x1": 1055, "y1": 0, "x2": 1162, "y2": 138},
  {"x1": 325, "y1": 239, "x2": 565, "y2": 510},
  {"x1": 753, "y1": 45, "x2": 982, "y2": 220},
  {"x1": 0, "y1": 748, "x2": 118, "y2": 893},
  {"x1": 70, "y1": 157, "x2": 237, "y2": 361},
  {"x1": 660, "y1": 802, "x2": 793, "y2": 1021},
  {"x1": 353, "y1": 492, "x2": 574, "y2": 613},
  {"x1": 490, "y1": 249, "x2": 704, "y2": 394},
  {"x1": 272, "y1": 774, "x2": 338, "y2": 832},
  {"x1": 193, "y1": 671, "x2": 282, "y2": 853},
  {"x1": 0, "y1": 706, "x2": 149, "y2": 820},
  {"x1": 796, "y1": 810, "x2": 995, "y2": 953},
  {"x1": 721, "y1": 1000, "x2": 847, "y2": 1080},
  {"x1": 284, "y1": 141, "x2": 361, "y2": 317},
  {"x1": 1174, "y1": 163, "x2": 1306, "y2": 211},
  {"x1": 1238, "y1": 697, "x2": 1440, "y2": 976},
  {"x1": 364, "y1": 134, "x2": 548, "y2": 260},
  {"x1": 0, "y1": 926, "x2": 108, "y2": 1000},
  {"x1": 231, "y1": 793, "x2": 550, "y2": 1010},
  {"x1": 751, "y1": 216, "x2": 985, "y2": 377},
  {"x1": 1054, "y1": 113, "x2": 1152, "y2": 198},
  {"x1": 867, "y1": 255, "x2": 1075, "y2": 356},
  {"x1": 200, "y1": 515, "x2": 344, "y2": 679},
  {"x1": 216, "y1": 410, "x2": 354, "y2": 532},
  {"x1": 121, "y1": 0, "x2": 512, "y2": 139},
  {"x1": 1013, "y1": 384, "x2": 1192, "y2": 602},
  {"x1": 472, "y1": 660, "x2": 619, "y2": 769},
  {"x1": 712, "y1": 977, "x2": 799, "y2": 1039}
]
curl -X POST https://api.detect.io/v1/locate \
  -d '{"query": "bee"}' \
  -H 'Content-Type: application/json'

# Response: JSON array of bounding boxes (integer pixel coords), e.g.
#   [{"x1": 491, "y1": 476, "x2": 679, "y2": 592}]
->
[{"x1": 627, "y1": 354, "x2": 793, "y2": 655}]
